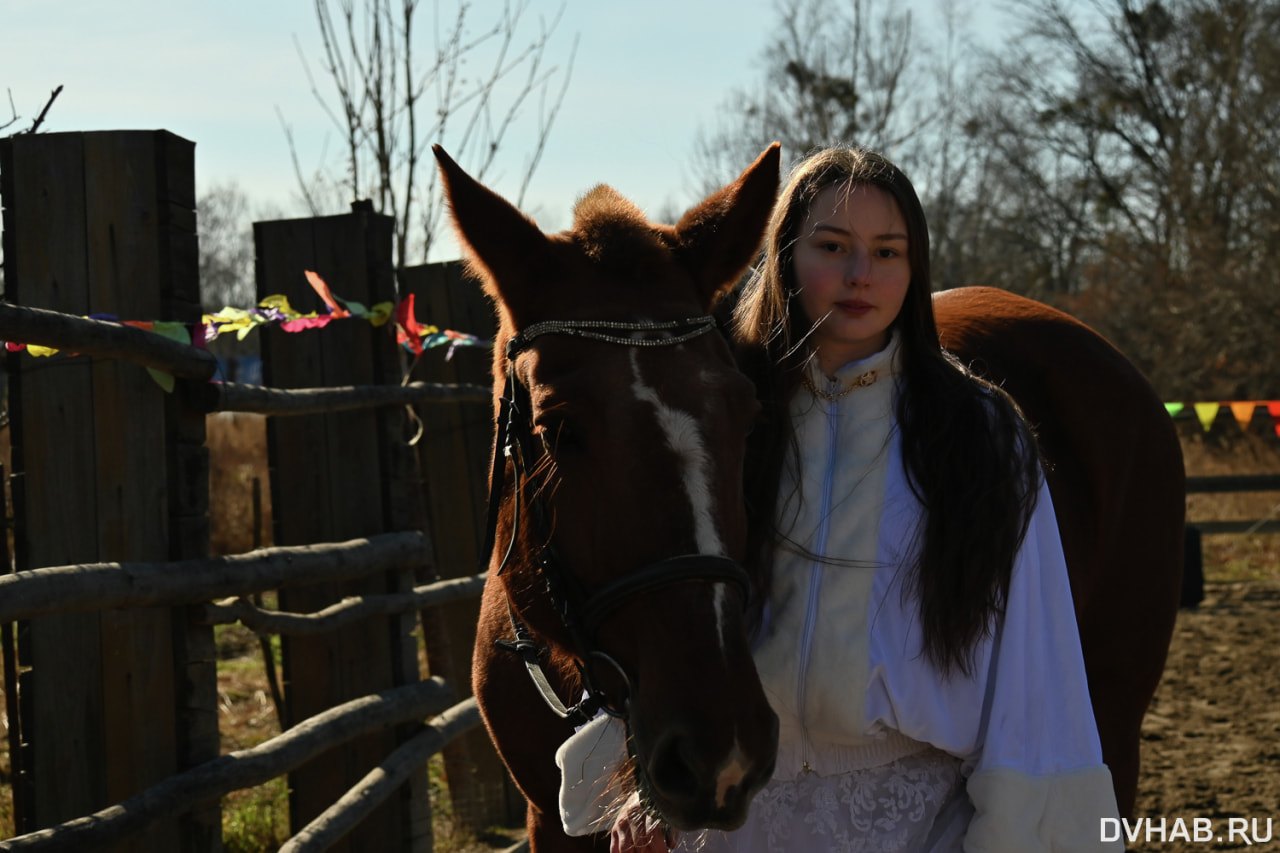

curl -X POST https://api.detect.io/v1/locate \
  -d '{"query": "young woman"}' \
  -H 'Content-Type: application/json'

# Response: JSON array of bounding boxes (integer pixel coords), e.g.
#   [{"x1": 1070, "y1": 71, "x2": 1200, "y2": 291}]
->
[{"x1": 559, "y1": 147, "x2": 1122, "y2": 852}]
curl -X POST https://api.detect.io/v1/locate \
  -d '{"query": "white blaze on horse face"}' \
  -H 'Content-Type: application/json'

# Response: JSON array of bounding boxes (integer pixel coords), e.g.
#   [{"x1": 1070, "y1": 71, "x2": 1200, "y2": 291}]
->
[{"x1": 629, "y1": 351, "x2": 731, "y2": 647}]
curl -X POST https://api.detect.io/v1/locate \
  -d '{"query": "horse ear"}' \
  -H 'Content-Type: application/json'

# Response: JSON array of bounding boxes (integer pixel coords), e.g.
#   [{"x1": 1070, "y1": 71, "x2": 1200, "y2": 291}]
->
[
  {"x1": 433, "y1": 145, "x2": 548, "y2": 316},
  {"x1": 671, "y1": 143, "x2": 781, "y2": 309}
]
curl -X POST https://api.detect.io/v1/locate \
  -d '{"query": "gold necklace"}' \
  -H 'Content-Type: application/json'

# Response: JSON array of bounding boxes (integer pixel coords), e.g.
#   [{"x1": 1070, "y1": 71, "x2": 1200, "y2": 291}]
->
[{"x1": 803, "y1": 369, "x2": 879, "y2": 401}]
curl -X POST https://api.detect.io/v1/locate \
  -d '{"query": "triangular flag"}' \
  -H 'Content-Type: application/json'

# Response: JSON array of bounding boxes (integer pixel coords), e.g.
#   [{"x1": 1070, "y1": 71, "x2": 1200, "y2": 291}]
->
[
  {"x1": 1268, "y1": 402, "x2": 1280, "y2": 439},
  {"x1": 1229, "y1": 402, "x2": 1257, "y2": 431},
  {"x1": 1165, "y1": 402, "x2": 1185, "y2": 417},
  {"x1": 304, "y1": 270, "x2": 351, "y2": 318},
  {"x1": 1193, "y1": 402, "x2": 1220, "y2": 432}
]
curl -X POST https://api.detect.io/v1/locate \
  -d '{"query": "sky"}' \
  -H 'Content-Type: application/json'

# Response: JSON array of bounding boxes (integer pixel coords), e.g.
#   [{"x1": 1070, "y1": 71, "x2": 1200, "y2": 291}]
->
[{"x1": 4, "y1": 0, "x2": 1005, "y2": 263}]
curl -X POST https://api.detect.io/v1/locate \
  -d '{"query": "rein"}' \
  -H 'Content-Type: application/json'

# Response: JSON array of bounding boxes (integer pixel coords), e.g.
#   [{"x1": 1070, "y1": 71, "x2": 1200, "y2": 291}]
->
[{"x1": 483, "y1": 315, "x2": 751, "y2": 726}]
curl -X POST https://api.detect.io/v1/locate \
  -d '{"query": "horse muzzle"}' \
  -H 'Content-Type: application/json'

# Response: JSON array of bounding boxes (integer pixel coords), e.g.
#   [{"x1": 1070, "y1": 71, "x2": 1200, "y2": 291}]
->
[{"x1": 632, "y1": 699, "x2": 779, "y2": 831}]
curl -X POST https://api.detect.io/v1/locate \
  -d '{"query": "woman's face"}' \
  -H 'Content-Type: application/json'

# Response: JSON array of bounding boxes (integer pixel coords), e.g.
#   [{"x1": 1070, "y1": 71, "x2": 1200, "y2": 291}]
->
[{"x1": 792, "y1": 182, "x2": 911, "y2": 375}]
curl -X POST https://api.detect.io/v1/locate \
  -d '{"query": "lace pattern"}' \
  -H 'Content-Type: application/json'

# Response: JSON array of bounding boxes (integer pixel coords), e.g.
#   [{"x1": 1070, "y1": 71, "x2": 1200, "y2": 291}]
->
[{"x1": 686, "y1": 748, "x2": 964, "y2": 853}]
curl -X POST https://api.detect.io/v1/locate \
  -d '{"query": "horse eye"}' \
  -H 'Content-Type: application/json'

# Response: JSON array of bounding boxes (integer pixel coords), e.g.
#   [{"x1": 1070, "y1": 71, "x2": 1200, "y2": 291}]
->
[{"x1": 536, "y1": 419, "x2": 585, "y2": 455}]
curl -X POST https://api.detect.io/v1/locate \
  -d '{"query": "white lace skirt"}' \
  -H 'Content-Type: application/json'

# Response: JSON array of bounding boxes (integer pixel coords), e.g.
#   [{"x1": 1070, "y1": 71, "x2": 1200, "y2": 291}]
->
[{"x1": 681, "y1": 748, "x2": 970, "y2": 853}]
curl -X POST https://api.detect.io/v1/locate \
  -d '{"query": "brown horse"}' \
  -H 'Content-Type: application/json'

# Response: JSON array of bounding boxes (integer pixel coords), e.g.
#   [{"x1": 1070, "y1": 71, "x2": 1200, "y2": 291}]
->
[
  {"x1": 433, "y1": 144, "x2": 784, "y2": 851},
  {"x1": 934, "y1": 285, "x2": 1185, "y2": 819}
]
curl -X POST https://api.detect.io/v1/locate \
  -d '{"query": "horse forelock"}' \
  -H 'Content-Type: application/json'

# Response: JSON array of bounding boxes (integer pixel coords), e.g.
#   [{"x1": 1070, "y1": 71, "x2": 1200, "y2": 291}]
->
[{"x1": 569, "y1": 185, "x2": 671, "y2": 273}]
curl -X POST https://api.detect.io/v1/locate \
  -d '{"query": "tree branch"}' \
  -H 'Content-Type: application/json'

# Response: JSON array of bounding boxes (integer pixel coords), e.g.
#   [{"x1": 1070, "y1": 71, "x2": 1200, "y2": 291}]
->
[{"x1": 25, "y1": 84, "x2": 62, "y2": 134}]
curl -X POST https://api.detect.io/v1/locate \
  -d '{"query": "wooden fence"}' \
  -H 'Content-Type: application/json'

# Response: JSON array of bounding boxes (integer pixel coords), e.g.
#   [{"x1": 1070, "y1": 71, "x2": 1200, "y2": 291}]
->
[{"x1": 0, "y1": 130, "x2": 517, "y2": 852}]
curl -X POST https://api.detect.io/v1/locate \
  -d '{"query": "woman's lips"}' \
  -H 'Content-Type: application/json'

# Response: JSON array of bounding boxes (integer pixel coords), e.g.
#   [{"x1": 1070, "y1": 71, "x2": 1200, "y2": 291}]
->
[{"x1": 835, "y1": 300, "x2": 872, "y2": 316}]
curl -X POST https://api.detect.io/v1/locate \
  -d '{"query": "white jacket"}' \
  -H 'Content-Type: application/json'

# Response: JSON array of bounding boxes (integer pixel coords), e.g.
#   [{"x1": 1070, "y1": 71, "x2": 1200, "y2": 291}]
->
[{"x1": 756, "y1": 334, "x2": 1122, "y2": 850}]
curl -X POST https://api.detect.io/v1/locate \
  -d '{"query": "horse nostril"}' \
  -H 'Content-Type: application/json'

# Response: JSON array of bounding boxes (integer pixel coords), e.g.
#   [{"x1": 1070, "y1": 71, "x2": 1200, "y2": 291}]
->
[{"x1": 648, "y1": 731, "x2": 703, "y2": 806}]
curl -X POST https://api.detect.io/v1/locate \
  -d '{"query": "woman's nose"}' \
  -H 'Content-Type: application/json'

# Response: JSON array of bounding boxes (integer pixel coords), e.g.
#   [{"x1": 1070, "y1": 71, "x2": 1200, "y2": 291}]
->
[{"x1": 845, "y1": 247, "x2": 871, "y2": 285}]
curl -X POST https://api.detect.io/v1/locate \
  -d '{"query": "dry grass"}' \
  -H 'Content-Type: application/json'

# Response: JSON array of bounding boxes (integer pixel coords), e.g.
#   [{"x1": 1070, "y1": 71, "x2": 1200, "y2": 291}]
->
[{"x1": 207, "y1": 412, "x2": 273, "y2": 556}]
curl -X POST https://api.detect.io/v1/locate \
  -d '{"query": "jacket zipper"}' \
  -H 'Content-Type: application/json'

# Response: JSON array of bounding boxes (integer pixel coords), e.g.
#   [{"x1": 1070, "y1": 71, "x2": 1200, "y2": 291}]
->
[{"x1": 794, "y1": 388, "x2": 840, "y2": 772}]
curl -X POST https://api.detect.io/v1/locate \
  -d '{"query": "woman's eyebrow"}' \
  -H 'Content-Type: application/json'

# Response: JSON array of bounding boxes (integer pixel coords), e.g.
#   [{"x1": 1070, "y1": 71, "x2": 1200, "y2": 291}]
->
[{"x1": 809, "y1": 222, "x2": 908, "y2": 241}]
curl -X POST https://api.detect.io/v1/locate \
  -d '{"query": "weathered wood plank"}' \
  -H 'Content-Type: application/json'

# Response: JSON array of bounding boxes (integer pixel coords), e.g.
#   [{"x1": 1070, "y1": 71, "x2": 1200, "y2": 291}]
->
[
  {"x1": 398, "y1": 261, "x2": 522, "y2": 828},
  {"x1": 3, "y1": 131, "x2": 210, "y2": 850},
  {"x1": 82, "y1": 131, "x2": 179, "y2": 853},
  {"x1": 3, "y1": 130, "x2": 108, "y2": 835},
  {"x1": 257, "y1": 208, "x2": 417, "y2": 852}
]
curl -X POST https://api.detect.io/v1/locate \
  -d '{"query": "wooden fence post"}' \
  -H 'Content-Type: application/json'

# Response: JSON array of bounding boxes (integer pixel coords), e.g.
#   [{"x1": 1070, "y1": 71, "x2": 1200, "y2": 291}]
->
[
  {"x1": 0, "y1": 130, "x2": 217, "y2": 851},
  {"x1": 255, "y1": 207, "x2": 427, "y2": 852},
  {"x1": 397, "y1": 261, "x2": 525, "y2": 829}
]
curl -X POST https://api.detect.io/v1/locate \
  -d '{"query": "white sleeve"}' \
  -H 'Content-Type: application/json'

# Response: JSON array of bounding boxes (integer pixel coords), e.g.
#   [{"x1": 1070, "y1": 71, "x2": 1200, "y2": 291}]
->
[
  {"x1": 554, "y1": 713, "x2": 629, "y2": 837},
  {"x1": 964, "y1": 476, "x2": 1123, "y2": 852},
  {"x1": 868, "y1": 457, "x2": 1123, "y2": 851}
]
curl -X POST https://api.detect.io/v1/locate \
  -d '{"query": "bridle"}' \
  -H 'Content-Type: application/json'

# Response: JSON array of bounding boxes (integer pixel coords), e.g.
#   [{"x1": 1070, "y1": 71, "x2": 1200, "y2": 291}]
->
[{"x1": 484, "y1": 315, "x2": 752, "y2": 726}]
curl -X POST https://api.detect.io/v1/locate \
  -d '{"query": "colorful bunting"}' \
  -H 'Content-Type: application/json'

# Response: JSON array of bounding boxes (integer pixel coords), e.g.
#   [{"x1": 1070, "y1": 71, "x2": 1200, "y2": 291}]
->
[
  {"x1": 1165, "y1": 400, "x2": 1280, "y2": 438},
  {"x1": 2, "y1": 270, "x2": 491, "y2": 380},
  {"x1": 5, "y1": 277, "x2": 1276, "y2": 439}
]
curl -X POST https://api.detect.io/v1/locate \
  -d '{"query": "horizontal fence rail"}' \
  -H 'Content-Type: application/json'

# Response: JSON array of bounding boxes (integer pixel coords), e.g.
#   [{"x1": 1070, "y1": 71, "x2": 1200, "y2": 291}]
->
[
  {"x1": 211, "y1": 381, "x2": 490, "y2": 416},
  {"x1": 1185, "y1": 474, "x2": 1280, "y2": 493},
  {"x1": 280, "y1": 697, "x2": 481, "y2": 853},
  {"x1": 0, "y1": 302, "x2": 218, "y2": 381},
  {"x1": 1189, "y1": 520, "x2": 1280, "y2": 534},
  {"x1": 1186, "y1": 474, "x2": 1280, "y2": 535},
  {"x1": 0, "y1": 681, "x2": 464, "y2": 852},
  {"x1": 0, "y1": 533, "x2": 429, "y2": 624},
  {"x1": 199, "y1": 573, "x2": 487, "y2": 635}
]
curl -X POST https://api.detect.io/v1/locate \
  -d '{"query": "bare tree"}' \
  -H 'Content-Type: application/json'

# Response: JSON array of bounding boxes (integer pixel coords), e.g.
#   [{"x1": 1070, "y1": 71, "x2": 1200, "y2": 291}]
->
[
  {"x1": 967, "y1": 0, "x2": 1280, "y2": 398},
  {"x1": 1, "y1": 89, "x2": 19, "y2": 136},
  {"x1": 284, "y1": 0, "x2": 576, "y2": 266},
  {"x1": 198, "y1": 182, "x2": 257, "y2": 311},
  {"x1": 693, "y1": 0, "x2": 929, "y2": 188}
]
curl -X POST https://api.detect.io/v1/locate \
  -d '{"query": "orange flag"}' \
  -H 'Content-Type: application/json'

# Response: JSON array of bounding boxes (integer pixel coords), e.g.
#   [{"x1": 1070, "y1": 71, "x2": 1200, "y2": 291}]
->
[
  {"x1": 304, "y1": 270, "x2": 351, "y2": 318},
  {"x1": 1229, "y1": 402, "x2": 1258, "y2": 431}
]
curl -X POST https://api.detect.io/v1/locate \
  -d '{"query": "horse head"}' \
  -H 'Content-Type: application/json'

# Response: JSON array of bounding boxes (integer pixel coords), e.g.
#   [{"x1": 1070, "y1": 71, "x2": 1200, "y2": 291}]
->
[{"x1": 434, "y1": 144, "x2": 781, "y2": 832}]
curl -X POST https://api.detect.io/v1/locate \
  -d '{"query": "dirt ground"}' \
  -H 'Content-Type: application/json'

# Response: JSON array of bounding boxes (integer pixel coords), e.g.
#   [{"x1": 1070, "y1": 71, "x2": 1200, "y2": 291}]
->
[{"x1": 1132, "y1": 578, "x2": 1280, "y2": 852}]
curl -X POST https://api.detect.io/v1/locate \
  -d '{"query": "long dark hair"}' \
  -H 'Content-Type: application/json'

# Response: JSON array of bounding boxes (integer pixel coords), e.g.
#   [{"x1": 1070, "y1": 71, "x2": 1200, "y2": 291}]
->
[{"x1": 733, "y1": 147, "x2": 1042, "y2": 676}]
